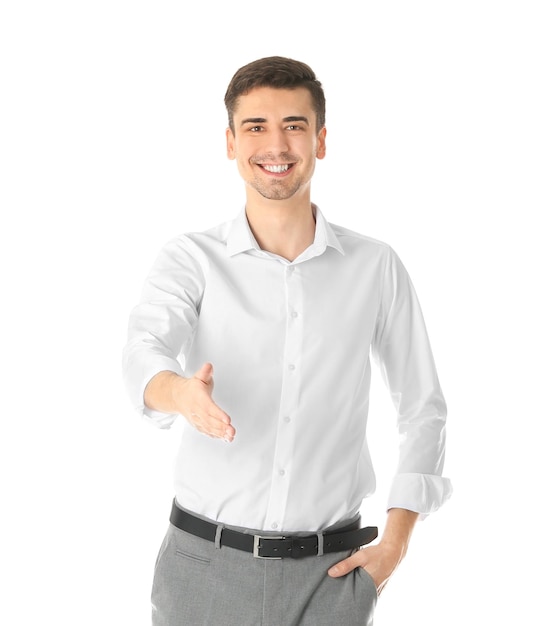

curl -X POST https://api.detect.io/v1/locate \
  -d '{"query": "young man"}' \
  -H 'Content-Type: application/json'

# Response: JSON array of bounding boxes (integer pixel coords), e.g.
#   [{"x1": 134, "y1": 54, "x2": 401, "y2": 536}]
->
[{"x1": 123, "y1": 56, "x2": 452, "y2": 625}]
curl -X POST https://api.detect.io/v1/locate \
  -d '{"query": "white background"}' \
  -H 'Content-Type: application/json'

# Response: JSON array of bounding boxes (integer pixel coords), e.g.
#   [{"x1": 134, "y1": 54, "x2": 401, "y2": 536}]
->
[{"x1": 1, "y1": 1, "x2": 555, "y2": 624}]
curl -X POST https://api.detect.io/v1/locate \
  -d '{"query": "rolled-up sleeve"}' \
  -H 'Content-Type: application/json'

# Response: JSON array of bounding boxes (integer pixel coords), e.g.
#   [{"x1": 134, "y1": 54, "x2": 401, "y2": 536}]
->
[
  {"x1": 122, "y1": 236, "x2": 205, "y2": 428},
  {"x1": 372, "y1": 247, "x2": 453, "y2": 517}
]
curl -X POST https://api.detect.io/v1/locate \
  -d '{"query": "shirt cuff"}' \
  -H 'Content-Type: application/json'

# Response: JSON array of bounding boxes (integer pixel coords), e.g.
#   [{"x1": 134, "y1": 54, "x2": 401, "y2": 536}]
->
[
  {"x1": 386, "y1": 472, "x2": 453, "y2": 519},
  {"x1": 123, "y1": 355, "x2": 184, "y2": 429}
]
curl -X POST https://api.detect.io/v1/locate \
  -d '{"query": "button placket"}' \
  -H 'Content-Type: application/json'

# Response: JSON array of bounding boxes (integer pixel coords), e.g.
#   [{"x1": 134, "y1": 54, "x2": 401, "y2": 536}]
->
[{"x1": 264, "y1": 264, "x2": 304, "y2": 530}]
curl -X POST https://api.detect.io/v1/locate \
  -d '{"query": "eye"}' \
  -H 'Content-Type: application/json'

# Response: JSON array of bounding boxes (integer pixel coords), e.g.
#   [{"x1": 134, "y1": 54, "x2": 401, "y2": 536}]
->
[
  {"x1": 286, "y1": 125, "x2": 302, "y2": 131},
  {"x1": 248, "y1": 126, "x2": 264, "y2": 132}
]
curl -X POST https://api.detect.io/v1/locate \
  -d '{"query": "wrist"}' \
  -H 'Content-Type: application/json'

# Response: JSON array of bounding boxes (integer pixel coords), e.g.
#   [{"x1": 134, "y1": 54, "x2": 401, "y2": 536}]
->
[
  {"x1": 145, "y1": 370, "x2": 187, "y2": 413},
  {"x1": 168, "y1": 373, "x2": 189, "y2": 409}
]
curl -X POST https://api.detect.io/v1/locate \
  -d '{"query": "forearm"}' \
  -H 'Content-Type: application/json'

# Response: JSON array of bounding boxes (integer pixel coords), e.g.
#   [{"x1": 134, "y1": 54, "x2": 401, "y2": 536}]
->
[{"x1": 380, "y1": 508, "x2": 419, "y2": 560}]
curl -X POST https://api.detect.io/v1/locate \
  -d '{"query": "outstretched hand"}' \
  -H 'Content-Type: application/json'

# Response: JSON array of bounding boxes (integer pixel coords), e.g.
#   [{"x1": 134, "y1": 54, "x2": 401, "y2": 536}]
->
[
  {"x1": 179, "y1": 363, "x2": 235, "y2": 442},
  {"x1": 144, "y1": 364, "x2": 235, "y2": 442}
]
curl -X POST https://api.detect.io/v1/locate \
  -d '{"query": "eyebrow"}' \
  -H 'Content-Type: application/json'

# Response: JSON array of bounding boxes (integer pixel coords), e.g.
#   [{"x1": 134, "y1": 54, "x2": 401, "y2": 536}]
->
[{"x1": 240, "y1": 116, "x2": 310, "y2": 126}]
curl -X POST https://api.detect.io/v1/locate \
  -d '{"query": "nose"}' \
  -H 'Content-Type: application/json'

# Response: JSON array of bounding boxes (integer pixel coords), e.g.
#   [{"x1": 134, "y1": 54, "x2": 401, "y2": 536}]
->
[{"x1": 265, "y1": 127, "x2": 289, "y2": 156}]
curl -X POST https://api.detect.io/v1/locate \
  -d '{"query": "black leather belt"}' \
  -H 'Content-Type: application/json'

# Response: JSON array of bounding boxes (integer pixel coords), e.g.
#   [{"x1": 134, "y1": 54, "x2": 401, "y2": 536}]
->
[{"x1": 170, "y1": 499, "x2": 378, "y2": 559}]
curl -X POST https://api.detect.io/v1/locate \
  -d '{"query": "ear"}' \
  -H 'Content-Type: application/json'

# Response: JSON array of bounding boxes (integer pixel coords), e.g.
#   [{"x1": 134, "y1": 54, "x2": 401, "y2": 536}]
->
[
  {"x1": 316, "y1": 126, "x2": 327, "y2": 159},
  {"x1": 226, "y1": 127, "x2": 236, "y2": 160}
]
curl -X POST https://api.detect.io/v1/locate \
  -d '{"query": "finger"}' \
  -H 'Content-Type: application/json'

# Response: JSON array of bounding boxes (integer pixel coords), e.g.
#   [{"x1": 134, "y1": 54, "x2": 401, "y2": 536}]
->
[
  {"x1": 195, "y1": 400, "x2": 232, "y2": 429},
  {"x1": 190, "y1": 408, "x2": 236, "y2": 442},
  {"x1": 193, "y1": 362, "x2": 214, "y2": 385},
  {"x1": 205, "y1": 412, "x2": 236, "y2": 442},
  {"x1": 206, "y1": 402, "x2": 231, "y2": 425},
  {"x1": 327, "y1": 552, "x2": 363, "y2": 578}
]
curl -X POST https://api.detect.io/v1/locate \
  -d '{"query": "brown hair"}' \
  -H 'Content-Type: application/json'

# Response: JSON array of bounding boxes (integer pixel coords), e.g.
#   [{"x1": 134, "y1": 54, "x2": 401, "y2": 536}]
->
[{"x1": 224, "y1": 56, "x2": 326, "y2": 135}]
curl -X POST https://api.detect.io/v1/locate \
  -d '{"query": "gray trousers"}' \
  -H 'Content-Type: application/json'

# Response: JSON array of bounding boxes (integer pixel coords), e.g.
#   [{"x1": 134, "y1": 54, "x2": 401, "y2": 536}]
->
[{"x1": 151, "y1": 523, "x2": 377, "y2": 626}]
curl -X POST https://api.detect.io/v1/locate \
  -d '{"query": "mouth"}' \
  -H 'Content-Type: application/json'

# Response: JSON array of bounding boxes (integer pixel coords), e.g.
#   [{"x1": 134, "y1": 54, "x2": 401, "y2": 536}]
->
[{"x1": 258, "y1": 163, "x2": 294, "y2": 175}]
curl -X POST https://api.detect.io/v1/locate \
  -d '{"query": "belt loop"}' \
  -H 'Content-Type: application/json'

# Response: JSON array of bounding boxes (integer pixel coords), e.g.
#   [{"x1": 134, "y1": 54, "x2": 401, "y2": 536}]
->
[
  {"x1": 317, "y1": 531, "x2": 324, "y2": 557},
  {"x1": 214, "y1": 524, "x2": 224, "y2": 549}
]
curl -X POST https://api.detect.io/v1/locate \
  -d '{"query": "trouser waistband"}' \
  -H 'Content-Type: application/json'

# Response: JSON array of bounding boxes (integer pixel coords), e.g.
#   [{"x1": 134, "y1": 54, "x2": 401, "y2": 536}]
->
[{"x1": 169, "y1": 499, "x2": 378, "y2": 559}]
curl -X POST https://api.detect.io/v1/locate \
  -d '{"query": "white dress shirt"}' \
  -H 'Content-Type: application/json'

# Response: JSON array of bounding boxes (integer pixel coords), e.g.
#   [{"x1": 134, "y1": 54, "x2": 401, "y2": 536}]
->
[{"x1": 122, "y1": 206, "x2": 452, "y2": 532}]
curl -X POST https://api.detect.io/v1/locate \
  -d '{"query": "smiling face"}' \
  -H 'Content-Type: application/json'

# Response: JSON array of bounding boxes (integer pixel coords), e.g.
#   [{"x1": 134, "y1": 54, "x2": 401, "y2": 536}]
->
[{"x1": 226, "y1": 86, "x2": 326, "y2": 203}]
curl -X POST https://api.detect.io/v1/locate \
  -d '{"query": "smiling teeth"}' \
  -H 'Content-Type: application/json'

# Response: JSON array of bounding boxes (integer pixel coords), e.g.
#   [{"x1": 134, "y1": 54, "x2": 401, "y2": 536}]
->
[{"x1": 263, "y1": 164, "x2": 289, "y2": 173}]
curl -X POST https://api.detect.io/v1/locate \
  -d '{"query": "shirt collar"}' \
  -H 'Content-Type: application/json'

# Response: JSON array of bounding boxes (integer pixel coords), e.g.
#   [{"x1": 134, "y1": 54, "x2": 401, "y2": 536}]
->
[
  {"x1": 226, "y1": 209, "x2": 260, "y2": 256},
  {"x1": 226, "y1": 205, "x2": 345, "y2": 259}
]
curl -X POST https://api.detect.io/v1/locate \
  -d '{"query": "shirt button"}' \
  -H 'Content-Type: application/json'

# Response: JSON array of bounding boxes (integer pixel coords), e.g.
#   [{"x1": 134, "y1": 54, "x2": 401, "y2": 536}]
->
[
  {"x1": 271, "y1": 522, "x2": 278, "y2": 530},
  {"x1": 284, "y1": 416, "x2": 291, "y2": 423},
  {"x1": 279, "y1": 469, "x2": 286, "y2": 476},
  {"x1": 288, "y1": 364, "x2": 296, "y2": 371},
  {"x1": 291, "y1": 311, "x2": 299, "y2": 318}
]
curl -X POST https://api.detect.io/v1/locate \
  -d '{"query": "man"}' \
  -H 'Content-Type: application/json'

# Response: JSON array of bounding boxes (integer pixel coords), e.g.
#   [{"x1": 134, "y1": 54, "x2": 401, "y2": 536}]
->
[{"x1": 123, "y1": 56, "x2": 452, "y2": 625}]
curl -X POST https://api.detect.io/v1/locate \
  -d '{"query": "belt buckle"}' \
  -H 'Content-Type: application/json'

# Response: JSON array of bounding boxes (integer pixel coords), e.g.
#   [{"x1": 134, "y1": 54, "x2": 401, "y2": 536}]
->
[{"x1": 253, "y1": 534, "x2": 284, "y2": 559}]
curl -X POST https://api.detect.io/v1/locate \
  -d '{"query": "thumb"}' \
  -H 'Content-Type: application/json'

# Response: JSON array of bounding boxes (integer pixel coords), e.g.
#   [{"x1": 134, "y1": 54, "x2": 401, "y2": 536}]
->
[
  {"x1": 328, "y1": 552, "x2": 362, "y2": 578},
  {"x1": 194, "y1": 362, "x2": 214, "y2": 385}
]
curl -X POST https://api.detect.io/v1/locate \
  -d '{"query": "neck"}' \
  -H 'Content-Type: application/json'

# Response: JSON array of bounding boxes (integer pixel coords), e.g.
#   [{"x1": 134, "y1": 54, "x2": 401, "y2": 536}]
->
[{"x1": 245, "y1": 194, "x2": 316, "y2": 262}]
